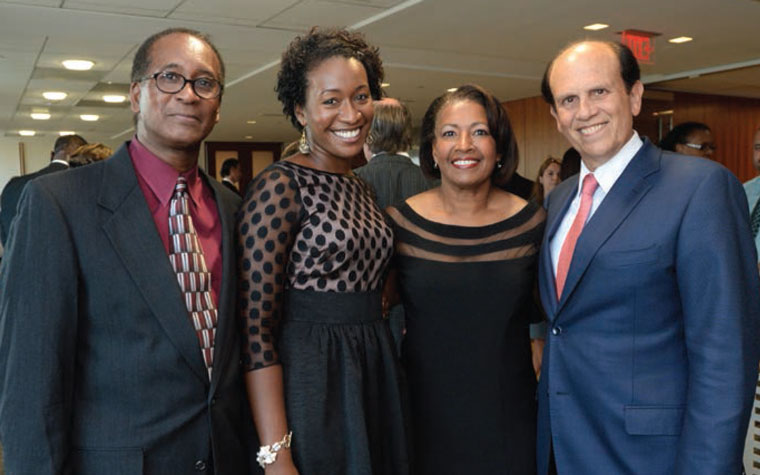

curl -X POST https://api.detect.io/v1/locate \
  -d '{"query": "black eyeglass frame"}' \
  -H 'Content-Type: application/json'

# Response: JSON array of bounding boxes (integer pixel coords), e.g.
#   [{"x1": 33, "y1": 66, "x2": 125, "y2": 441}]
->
[{"x1": 141, "y1": 71, "x2": 224, "y2": 99}]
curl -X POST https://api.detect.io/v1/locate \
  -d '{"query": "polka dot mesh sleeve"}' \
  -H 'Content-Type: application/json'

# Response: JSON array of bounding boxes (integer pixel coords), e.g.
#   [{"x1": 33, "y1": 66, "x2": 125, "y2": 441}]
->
[{"x1": 237, "y1": 165, "x2": 303, "y2": 371}]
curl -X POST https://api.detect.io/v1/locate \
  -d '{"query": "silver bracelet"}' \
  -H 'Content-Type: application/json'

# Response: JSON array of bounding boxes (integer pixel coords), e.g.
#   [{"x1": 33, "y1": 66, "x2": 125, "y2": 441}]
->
[{"x1": 256, "y1": 431, "x2": 293, "y2": 468}]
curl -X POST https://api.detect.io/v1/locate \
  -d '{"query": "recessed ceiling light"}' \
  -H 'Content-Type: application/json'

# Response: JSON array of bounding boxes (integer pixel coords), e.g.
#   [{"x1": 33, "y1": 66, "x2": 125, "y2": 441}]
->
[
  {"x1": 62, "y1": 59, "x2": 94, "y2": 71},
  {"x1": 447, "y1": 88, "x2": 457, "y2": 92},
  {"x1": 31, "y1": 112, "x2": 51, "y2": 120},
  {"x1": 59, "y1": 131, "x2": 76, "y2": 136},
  {"x1": 80, "y1": 114, "x2": 99, "y2": 121},
  {"x1": 245, "y1": 135, "x2": 253, "y2": 139},
  {"x1": 381, "y1": 83, "x2": 390, "y2": 88},
  {"x1": 584, "y1": 23, "x2": 609, "y2": 31},
  {"x1": 103, "y1": 95, "x2": 126, "y2": 103},
  {"x1": 19, "y1": 130, "x2": 36, "y2": 136},
  {"x1": 668, "y1": 36, "x2": 693, "y2": 44},
  {"x1": 43, "y1": 91, "x2": 67, "y2": 101},
  {"x1": 246, "y1": 120, "x2": 257, "y2": 124}
]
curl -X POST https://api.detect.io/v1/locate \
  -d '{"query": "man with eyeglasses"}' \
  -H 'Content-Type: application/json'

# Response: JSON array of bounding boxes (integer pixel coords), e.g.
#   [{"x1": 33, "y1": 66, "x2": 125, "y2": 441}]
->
[
  {"x1": 744, "y1": 126, "x2": 760, "y2": 273},
  {"x1": 0, "y1": 28, "x2": 257, "y2": 474},
  {"x1": 659, "y1": 121, "x2": 716, "y2": 160}
]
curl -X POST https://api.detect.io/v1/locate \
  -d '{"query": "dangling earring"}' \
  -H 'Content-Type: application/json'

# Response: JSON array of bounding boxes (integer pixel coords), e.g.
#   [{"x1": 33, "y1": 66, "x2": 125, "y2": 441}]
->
[
  {"x1": 299, "y1": 127, "x2": 310, "y2": 154},
  {"x1": 496, "y1": 161, "x2": 503, "y2": 168},
  {"x1": 433, "y1": 161, "x2": 438, "y2": 169}
]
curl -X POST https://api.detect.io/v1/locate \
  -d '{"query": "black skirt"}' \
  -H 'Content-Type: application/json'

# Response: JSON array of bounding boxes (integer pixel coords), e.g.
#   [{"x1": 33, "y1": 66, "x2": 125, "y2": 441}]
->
[{"x1": 279, "y1": 289, "x2": 410, "y2": 475}]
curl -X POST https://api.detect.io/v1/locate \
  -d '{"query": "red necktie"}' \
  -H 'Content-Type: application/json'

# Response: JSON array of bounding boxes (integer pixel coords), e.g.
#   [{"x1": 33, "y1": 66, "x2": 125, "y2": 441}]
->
[
  {"x1": 169, "y1": 176, "x2": 217, "y2": 380},
  {"x1": 556, "y1": 173, "x2": 599, "y2": 300}
]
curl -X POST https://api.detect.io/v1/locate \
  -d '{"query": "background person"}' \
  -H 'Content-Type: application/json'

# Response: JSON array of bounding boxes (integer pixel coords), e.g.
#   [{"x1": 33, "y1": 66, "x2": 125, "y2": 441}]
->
[
  {"x1": 0, "y1": 133, "x2": 86, "y2": 245},
  {"x1": 356, "y1": 97, "x2": 432, "y2": 353},
  {"x1": 220, "y1": 157, "x2": 241, "y2": 195},
  {"x1": 237, "y1": 27, "x2": 409, "y2": 475},
  {"x1": 531, "y1": 156, "x2": 561, "y2": 206},
  {"x1": 659, "y1": 121, "x2": 716, "y2": 159},
  {"x1": 744, "y1": 125, "x2": 760, "y2": 272},
  {"x1": 68, "y1": 142, "x2": 113, "y2": 167},
  {"x1": 558, "y1": 146, "x2": 581, "y2": 181},
  {"x1": 386, "y1": 84, "x2": 544, "y2": 475}
]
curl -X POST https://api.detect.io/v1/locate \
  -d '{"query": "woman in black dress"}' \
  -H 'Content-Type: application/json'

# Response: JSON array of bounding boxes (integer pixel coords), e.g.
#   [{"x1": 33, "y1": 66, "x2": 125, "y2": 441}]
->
[
  {"x1": 238, "y1": 28, "x2": 408, "y2": 475},
  {"x1": 386, "y1": 84, "x2": 545, "y2": 474}
]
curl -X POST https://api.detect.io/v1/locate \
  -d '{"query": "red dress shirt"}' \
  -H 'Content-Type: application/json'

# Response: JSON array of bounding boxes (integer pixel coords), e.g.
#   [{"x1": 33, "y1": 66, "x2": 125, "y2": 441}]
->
[{"x1": 129, "y1": 138, "x2": 222, "y2": 305}]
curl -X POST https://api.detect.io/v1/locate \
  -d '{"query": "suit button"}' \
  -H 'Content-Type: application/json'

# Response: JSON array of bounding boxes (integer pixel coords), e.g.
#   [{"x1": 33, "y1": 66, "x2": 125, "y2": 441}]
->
[
  {"x1": 551, "y1": 326, "x2": 563, "y2": 336},
  {"x1": 211, "y1": 397, "x2": 216, "y2": 406},
  {"x1": 195, "y1": 460, "x2": 207, "y2": 471}
]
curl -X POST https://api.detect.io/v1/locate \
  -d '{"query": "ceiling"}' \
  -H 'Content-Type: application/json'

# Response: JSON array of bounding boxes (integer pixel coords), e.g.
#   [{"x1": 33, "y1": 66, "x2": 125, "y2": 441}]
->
[{"x1": 1, "y1": 0, "x2": 760, "y2": 146}]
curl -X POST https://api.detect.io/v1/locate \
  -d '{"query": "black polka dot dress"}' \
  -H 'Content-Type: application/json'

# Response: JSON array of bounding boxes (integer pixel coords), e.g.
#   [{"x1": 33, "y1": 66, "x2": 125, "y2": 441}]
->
[{"x1": 238, "y1": 161, "x2": 409, "y2": 474}]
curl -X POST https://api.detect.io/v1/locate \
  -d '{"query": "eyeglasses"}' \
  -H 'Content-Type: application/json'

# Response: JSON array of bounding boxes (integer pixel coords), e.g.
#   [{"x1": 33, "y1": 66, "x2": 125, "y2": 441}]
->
[
  {"x1": 141, "y1": 71, "x2": 223, "y2": 99},
  {"x1": 683, "y1": 142, "x2": 716, "y2": 152}
]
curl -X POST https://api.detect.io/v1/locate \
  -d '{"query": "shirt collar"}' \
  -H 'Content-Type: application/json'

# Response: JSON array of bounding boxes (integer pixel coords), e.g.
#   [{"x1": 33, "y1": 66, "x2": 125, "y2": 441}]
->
[
  {"x1": 129, "y1": 136, "x2": 203, "y2": 207},
  {"x1": 372, "y1": 151, "x2": 411, "y2": 158},
  {"x1": 576, "y1": 131, "x2": 643, "y2": 196}
]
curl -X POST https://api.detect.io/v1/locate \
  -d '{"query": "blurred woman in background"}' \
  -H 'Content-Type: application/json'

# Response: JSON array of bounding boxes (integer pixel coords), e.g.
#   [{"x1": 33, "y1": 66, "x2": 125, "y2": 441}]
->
[{"x1": 531, "y1": 156, "x2": 561, "y2": 206}]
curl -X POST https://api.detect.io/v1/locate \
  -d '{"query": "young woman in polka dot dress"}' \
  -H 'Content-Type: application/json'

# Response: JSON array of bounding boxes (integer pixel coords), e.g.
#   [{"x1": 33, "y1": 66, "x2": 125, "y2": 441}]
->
[{"x1": 237, "y1": 28, "x2": 409, "y2": 475}]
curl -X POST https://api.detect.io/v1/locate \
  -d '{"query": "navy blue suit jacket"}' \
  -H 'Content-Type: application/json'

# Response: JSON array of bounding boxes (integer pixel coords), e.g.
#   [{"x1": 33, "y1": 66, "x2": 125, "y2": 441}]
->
[{"x1": 537, "y1": 139, "x2": 760, "y2": 474}]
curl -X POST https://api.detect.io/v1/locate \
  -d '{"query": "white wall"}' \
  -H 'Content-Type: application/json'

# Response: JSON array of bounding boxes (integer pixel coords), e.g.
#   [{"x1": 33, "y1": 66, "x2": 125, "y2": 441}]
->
[{"x1": 0, "y1": 136, "x2": 58, "y2": 190}]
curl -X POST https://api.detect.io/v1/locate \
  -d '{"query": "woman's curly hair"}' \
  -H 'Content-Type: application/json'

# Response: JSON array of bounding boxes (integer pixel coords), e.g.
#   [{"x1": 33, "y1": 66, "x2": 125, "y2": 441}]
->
[{"x1": 276, "y1": 27, "x2": 385, "y2": 131}]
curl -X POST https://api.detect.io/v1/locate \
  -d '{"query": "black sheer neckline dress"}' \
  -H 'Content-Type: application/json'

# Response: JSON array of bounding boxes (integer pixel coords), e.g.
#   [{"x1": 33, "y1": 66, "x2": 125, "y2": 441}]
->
[
  {"x1": 238, "y1": 161, "x2": 409, "y2": 474},
  {"x1": 387, "y1": 200, "x2": 545, "y2": 475}
]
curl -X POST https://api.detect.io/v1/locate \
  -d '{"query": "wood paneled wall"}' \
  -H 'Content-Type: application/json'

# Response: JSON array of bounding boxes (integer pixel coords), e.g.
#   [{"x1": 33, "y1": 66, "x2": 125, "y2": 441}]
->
[
  {"x1": 503, "y1": 96, "x2": 570, "y2": 182},
  {"x1": 504, "y1": 91, "x2": 760, "y2": 184}
]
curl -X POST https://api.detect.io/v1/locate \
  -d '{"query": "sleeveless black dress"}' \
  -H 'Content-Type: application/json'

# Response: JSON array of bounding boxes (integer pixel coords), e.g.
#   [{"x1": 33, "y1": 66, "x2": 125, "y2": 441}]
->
[
  {"x1": 238, "y1": 161, "x2": 409, "y2": 474},
  {"x1": 387, "y1": 201, "x2": 545, "y2": 475}
]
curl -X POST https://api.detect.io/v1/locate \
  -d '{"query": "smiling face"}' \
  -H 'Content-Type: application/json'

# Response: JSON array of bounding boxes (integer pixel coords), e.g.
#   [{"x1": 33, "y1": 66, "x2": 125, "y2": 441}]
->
[
  {"x1": 548, "y1": 42, "x2": 643, "y2": 170},
  {"x1": 432, "y1": 99, "x2": 499, "y2": 189},
  {"x1": 295, "y1": 56, "x2": 373, "y2": 166},
  {"x1": 129, "y1": 33, "x2": 221, "y2": 160},
  {"x1": 539, "y1": 162, "x2": 561, "y2": 195}
]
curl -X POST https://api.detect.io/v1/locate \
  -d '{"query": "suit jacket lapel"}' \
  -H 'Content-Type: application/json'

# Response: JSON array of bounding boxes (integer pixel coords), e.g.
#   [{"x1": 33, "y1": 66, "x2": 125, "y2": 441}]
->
[
  {"x1": 539, "y1": 179, "x2": 577, "y2": 319},
  {"x1": 556, "y1": 140, "x2": 660, "y2": 314},
  {"x1": 97, "y1": 145, "x2": 208, "y2": 384},
  {"x1": 206, "y1": 174, "x2": 239, "y2": 394}
]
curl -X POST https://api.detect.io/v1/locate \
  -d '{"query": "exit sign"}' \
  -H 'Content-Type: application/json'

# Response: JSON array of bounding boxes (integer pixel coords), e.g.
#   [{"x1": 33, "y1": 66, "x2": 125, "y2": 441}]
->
[{"x1": 621, "y1": 30, "x2": 658, "y2": 64}]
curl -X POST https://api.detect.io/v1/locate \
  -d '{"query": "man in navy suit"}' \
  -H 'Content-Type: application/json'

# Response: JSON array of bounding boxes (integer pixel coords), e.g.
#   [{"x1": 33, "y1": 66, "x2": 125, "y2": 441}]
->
[
  {"x1": 0, "y1": 28, "x2": 255, "y2": 474},
  {"x1": 536, "y1": 40, "x2": 760, "y2": 474}
]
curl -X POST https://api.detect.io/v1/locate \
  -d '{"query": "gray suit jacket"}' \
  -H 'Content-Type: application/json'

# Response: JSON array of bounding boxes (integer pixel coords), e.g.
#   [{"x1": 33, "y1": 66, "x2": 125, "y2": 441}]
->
[
  {"x1": 0, "y1": 161, "x2": 68, "y2": 245},
  {"x1": 354, "y1": 153, "x2": 432, "y2": 209},
  {"x1": 0, "y1": 143, "x2": 257, "y2": 474}
]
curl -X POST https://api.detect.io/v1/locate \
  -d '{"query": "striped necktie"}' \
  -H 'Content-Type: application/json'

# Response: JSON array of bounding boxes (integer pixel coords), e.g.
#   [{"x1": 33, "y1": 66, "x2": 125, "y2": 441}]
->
[{"x1": 169, "y1": 176, "x2": 217, "y2": 380}]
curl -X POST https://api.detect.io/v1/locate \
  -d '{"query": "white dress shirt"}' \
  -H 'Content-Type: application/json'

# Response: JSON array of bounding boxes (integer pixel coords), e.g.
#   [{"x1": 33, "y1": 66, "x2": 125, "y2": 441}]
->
[{"x1": 550, "y1": 132, "x2": 644, "y2": 277}]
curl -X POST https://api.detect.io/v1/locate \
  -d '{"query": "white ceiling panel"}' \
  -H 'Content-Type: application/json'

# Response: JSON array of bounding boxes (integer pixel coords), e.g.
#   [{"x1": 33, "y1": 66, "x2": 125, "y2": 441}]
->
[
  {"x1": 0, "y1": 0, "x2": 60, "y2": 6},
  {"x1": 62, "y1": 0, "x2": 180, "y2": 17},
  {"x1": 326, "y1": 0, "x2": 405, "y2": 7},
  {"x1": 170, "y1": 0, "x2": 299, "y2": 27},
  {"x1": 259, "y1": 0, "x2": 384, "y2": 31}
]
